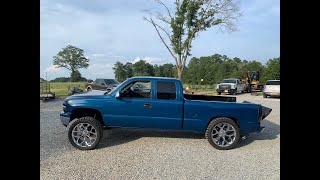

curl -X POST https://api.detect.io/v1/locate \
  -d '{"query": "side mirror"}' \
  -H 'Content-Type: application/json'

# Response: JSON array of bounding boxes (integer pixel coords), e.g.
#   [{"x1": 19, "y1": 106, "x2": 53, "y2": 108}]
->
[{"x1": 115, "y1": 92, "x2": 121, "y2": 99}]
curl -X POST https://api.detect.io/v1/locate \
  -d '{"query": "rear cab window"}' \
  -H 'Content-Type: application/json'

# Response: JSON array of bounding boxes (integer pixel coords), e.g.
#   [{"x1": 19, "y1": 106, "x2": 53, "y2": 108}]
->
[
  {"x1": 157, "y1": 81, "x2": 176, "y2": 100},
  {"x1": 266, "y1": 81, "x2": 280, "y2": 85}
]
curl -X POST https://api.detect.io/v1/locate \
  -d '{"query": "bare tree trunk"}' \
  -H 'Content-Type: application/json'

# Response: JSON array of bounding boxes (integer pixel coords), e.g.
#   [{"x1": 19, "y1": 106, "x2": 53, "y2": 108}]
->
[{"x1": 177, "y1": 68, "x2": 183, "y2": 80}]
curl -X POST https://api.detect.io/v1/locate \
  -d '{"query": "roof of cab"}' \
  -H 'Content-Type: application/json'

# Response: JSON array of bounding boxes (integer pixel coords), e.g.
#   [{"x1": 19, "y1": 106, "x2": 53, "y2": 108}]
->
[{"x1": 128, "y1": 76, "x2": 179, "y2": 81}]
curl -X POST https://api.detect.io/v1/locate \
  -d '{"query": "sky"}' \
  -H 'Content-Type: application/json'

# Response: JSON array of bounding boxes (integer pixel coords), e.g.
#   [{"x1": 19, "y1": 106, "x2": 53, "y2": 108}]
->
[{"x1": 40, "y1": 0, "x2": 280, "y2": 80}]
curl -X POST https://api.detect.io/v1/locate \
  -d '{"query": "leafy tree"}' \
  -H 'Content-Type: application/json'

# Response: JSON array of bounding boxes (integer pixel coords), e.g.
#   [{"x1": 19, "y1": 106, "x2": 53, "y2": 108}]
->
[
  {"x1": 144, "y1": 0, "x2": 241, "y2": 80},
  {"x1": 70, "y1": 70, "x2": 82, "y2": 82},
  {"x1": 132, "y1": 60, "x2": 154, "y2": 76},
  {"x1": 113, "y1": 61, "x2": 127, "y2": 82},
  {"x1": 261, "y1": 57, "x2": 280, "y2": 83},
  {"x1": 53, "y1": 45, "x2": 89, "y2": 82},
  {"x1": 124, "y1": 62, "x2": 133, "y2": 78}
]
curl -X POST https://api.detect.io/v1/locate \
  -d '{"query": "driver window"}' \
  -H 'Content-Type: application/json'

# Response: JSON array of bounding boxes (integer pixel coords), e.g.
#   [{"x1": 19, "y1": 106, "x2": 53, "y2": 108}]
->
[{"x1": 120, "y1": 81, "x2": 151, "y2": 99}]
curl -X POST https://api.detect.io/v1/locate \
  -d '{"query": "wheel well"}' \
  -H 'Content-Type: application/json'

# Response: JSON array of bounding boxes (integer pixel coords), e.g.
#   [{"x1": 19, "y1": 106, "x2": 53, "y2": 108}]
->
[
  {"x1": 207, "y1": 116, "x2": 240, "y2": 128},
  {"x1": 70, "y1": 108, "x2": 104, "y2": 126}
]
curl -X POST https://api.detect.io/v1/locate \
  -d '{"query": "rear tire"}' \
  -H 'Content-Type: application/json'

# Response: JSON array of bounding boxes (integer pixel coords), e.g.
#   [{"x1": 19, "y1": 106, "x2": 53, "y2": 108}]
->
[
  {"x1": 263, "y1": 93, "x2": 267, "y2": 98},
  {"x1": 68, "y1": 117, "x2": 104, "y2": 150},
  {"x1": 205, "y1": 117, "x2": 240, "y2": 150}
]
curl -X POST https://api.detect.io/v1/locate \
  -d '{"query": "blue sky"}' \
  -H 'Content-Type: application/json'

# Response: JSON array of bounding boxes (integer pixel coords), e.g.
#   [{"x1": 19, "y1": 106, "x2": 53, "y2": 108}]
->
[{"x1": 40, "y1": 0, "x2": 280, "y2": 80}]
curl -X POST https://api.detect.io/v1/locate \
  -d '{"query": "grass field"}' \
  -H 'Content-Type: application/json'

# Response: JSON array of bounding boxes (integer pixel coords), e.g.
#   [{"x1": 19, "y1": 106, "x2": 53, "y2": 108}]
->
[
  {"x1": 41, "y1": 82, "x2": 262, "y2": 98},
  {"x1": 40, "y1": 82, "x2": 86, "y2": 97}
]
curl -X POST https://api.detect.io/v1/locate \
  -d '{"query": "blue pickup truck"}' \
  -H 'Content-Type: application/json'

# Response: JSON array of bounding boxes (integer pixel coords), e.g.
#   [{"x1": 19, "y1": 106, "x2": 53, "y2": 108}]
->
[{"x1": 60, "y1": 77, "x2": 271, "y2": 150}]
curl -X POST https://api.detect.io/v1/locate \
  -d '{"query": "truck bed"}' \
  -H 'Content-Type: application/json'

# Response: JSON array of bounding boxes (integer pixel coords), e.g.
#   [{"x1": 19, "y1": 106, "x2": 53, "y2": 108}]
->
[{"x1": 184, "y1": 94, "x2": 236, "y2": 102}]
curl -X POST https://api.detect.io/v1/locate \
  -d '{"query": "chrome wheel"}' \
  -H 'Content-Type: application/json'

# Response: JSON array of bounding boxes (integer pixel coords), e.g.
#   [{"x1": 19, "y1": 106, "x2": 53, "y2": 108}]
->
[
  {"x1": 71, "y1": 123, "x2": 97, "y2": 148},
  {"x1": 211, "y1": 122, "x2": 236, "y2": 147}
]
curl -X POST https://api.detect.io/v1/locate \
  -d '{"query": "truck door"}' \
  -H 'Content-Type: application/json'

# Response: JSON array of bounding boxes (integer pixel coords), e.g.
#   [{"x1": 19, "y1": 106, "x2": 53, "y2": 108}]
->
[
  {"x1": 147, "y1": 81, "x2": 183, "y2": 130},
  {"x1": 105, "y1": 80, "x2": 155, "y2": 128}
]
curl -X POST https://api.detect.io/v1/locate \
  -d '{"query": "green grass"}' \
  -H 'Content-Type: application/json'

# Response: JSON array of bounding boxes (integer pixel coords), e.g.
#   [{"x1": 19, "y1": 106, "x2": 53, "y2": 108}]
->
[{"x1": 40, "y1": 82, "x2": 86, "y2": 97}]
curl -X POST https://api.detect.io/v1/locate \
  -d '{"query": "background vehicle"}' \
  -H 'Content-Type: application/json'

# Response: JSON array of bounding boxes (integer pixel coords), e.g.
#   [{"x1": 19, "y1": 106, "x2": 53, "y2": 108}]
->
[
  {"x1": 241, "y1": 71, "x2": 264, "y2": 93},
  {"x1": 60, "y1": 77, "x2": 271, "y2": 150},
  {"x1": 216, "y1": 78, "x2": 245, "y2": 95},
  {"x1": 263, "y1": 80, "x2": 280, "y2": 98},
  {"x1": 85, "y1": 79, "x2": 119, "y2": 91},
  {"x1": 130, "y1": 83, "x2": 151, "y2": 92}
]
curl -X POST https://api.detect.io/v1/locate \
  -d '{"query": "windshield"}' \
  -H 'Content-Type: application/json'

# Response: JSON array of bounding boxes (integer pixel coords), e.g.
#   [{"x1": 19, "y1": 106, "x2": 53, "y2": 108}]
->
[
  {"x1": 104, "y1": 79, "x2": 119, "y2": 84},
  {"x1": 105, "y1": 80, "x2": 126, "y2": 95},
  {"x1": 221, "y1": 79, "x2": 236, "y2": 83},
  {"x1": 266, "y1": 81, "x2": 280, "y2": 85}
]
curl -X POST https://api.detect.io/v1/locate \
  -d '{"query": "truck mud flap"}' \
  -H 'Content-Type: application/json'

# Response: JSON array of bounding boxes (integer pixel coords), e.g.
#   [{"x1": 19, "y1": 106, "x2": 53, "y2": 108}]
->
[{"x1": 242, "y1": 101, "x2": 272, "y2": 120}]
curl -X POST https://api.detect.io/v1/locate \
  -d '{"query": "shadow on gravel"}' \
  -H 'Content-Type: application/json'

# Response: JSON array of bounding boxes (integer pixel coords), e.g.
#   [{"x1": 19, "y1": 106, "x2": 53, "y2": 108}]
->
[
  {"x1": 97, "y1": 119, "x2": 279, "y2": 149},
  {"x1": 237, "y1": 119, "x2": 280, "y2": 148},
  {"x1": 97, "y1": 129, "x2": 204, "y2": 149}
]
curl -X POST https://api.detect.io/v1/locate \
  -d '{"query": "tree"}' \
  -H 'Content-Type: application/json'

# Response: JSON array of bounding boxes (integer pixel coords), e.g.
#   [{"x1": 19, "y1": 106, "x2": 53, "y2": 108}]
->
[
  {"x1": 144, "y1": 0, "x2": 241, "y2": 80},
  {"x1": 70, "y1": 70, "x2": 82, "y2": 82},
  {"x1": 261, "y1": 57, "x2": 280, "y2": 83},
  {"x1": 132, "y1": 60, "x2": 154, "y2": 76},
  {"x1": 53, "y1": 45, "x2": 89, "y2": 82},
  {"x1": 113, "y1": 61, "x2": 127, "y2": 82}
]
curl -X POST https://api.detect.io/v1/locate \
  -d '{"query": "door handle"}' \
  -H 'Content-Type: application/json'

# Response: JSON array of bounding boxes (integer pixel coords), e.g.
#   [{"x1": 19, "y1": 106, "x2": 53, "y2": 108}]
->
[{"x1": 144, "y1": 103, "x2": 152, "y2": 108}]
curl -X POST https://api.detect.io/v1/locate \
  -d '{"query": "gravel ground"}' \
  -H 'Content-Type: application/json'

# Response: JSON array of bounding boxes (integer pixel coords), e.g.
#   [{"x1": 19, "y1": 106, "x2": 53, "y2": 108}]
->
[{"x1": 40, "y1": 94, "x2": 280, "y2": 180}]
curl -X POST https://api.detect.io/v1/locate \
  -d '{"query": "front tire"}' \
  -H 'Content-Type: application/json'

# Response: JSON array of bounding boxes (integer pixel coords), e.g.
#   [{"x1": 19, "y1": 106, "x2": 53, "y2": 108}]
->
[
  {"x1": 68, "y1": 117, "x2": 104, "y2": 150},
  {"x1": 232, "y1": 88, "x2": 237, "y2": 95},
  {"x1": 205, "y1": 117, "x2": 240, "y2": 150}
]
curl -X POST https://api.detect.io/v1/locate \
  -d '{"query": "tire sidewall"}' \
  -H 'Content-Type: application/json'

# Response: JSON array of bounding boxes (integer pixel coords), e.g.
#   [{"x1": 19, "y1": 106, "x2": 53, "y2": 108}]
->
[
  {"x1": 67, "y1": 117, "x2": 103, "y2": 150},
  {"x1": 205, "y1": 117, "x2": 240, "y2": 150}
]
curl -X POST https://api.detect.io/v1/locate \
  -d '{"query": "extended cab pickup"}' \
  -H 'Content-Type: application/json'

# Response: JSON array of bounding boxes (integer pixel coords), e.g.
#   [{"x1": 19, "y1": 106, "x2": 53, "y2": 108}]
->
[{"x1": 60, "y1": 77, "x2": 271, "y2": 150}]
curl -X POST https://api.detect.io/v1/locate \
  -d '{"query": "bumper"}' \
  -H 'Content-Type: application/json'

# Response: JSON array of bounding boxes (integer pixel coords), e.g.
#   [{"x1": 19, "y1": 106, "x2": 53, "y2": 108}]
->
[
  {"x1": 60, "y1": 112, "x2": 71, "y2": 127},
  {"x1": 264, "y1": 92, "x2": 280, "y2": 96},
  {"x1": 216, "y1": 89, "x2": 235, "y2": 93}
]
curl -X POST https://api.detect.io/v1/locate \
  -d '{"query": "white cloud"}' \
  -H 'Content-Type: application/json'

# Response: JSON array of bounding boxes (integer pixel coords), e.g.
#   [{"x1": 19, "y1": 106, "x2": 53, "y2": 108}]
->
[
  {"x1": 81, "y1": 63, "x2": 114, "y2": 79},
  {"x1": 44, "y1": 65, "x2": 64, "y2": 73},
  {"x1": 132, "y1": 56, "x2": 167, "y2": 64},
  {"x1": 92, "y1": 53, "x2": 106, "y2": 57},
  {"x1": 132, "y1": 56, "x2": 141, "y2": 64},
  {"x1": 143, "y1": 57, "x2": 166, "y2": 64}
]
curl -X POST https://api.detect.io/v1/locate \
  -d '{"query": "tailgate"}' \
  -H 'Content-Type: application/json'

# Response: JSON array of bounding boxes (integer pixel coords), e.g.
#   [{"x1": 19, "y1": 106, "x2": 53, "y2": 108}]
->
[{"x1": 243, "y1": 101, "x2": 272, "y2": 120}]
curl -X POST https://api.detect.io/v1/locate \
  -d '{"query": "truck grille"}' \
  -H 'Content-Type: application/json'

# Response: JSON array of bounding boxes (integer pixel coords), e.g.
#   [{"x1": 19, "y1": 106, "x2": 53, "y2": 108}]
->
[{"x1": 219, "y1": 85, "x2": 231, "y2": 90}]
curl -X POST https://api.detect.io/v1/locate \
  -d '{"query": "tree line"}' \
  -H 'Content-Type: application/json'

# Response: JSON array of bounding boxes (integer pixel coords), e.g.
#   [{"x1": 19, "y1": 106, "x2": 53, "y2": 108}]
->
[{"x1": 113, "y1": 54, "x2": 280, "y2": 85}]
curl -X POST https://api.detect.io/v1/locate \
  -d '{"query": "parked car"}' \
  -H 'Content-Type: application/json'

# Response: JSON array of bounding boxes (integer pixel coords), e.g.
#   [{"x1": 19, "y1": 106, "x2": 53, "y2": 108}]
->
[
  {"x1": 216, "y1": 78, "x2": 246, "y2": 95},
  {"x1": 85, "y1": 79, "x2": 119, "y2": 92},
  {"x1": 60, "y1": 77, "x2": 272, "y2": 150},
  {"x1": 263, "y1": 80, "x2": 280, "y2": 98}
]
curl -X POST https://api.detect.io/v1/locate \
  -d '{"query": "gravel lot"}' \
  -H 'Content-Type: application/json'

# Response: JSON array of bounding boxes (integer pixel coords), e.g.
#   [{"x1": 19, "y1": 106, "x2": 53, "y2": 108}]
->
[{"x1": 40, "y1": 94, "x2": 280, "y2": 180}]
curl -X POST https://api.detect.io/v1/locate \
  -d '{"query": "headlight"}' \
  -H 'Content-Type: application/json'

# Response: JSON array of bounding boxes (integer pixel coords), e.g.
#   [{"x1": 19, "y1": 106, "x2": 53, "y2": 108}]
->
[
  {"x1": 231, "y1": 85, "x2": 236, "y2": 89},
  {"x1": 63, "y1": 101, "x2": 67, "y2": 112}
]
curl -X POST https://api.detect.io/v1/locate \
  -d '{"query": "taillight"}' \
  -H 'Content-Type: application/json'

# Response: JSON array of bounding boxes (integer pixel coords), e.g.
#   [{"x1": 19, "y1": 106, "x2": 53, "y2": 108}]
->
[{"x1": 263, "y1": 85, "x2": 266, "y2": 90}]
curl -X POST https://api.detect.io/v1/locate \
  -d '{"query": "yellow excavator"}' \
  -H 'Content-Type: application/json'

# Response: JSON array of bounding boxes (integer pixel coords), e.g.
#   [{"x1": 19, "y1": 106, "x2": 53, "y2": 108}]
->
[{"x1": 242, "y1": 70, "x2": 263, "y2": 93}]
